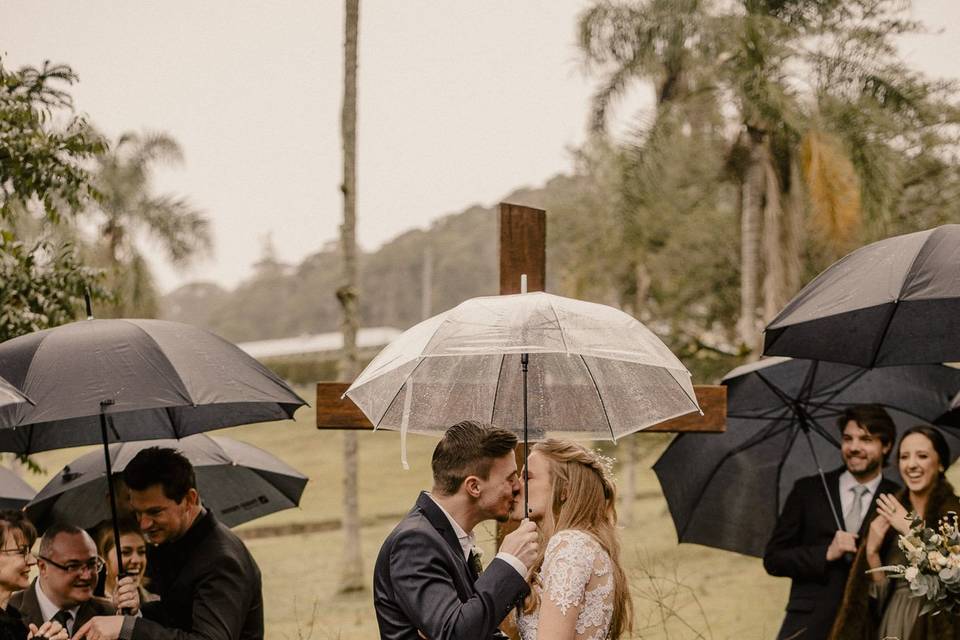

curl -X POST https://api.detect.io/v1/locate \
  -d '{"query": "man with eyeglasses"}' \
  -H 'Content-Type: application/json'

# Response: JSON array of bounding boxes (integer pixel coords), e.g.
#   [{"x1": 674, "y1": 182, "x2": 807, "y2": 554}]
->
[
  {"x1": 74, "y1": 447, "x2": 263, "y2": 640},
  {"x1": 11, "y1": 523, "x2": 140, "y2": 635}
]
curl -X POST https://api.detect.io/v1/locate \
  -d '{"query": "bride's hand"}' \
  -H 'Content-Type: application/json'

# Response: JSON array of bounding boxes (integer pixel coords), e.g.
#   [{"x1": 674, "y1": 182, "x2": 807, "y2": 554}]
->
[{"x1": 876, "y1": 493, "x2": 911, "y2": 535}]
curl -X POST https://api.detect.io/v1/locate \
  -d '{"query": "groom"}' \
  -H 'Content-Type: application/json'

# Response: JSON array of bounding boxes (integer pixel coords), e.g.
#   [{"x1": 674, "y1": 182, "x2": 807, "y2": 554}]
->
[{"x1": 374, "y1": 420, "x2": 538, "y2": 639}]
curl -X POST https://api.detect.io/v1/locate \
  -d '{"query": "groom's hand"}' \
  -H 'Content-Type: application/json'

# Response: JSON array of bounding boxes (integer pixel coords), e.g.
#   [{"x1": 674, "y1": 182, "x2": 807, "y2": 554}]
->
[{"x1": 500, "y1": 519, "x2": 539, "y2": 570}]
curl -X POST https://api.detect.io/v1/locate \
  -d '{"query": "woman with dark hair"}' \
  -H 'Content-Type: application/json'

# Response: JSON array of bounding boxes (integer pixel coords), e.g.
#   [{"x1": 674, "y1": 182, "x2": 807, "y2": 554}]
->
[
  {"x1": 830, "y1": 426, "x2": 960, "y2": 640},
  {"x1": 0, "y1": 511, "x2": 67, "y2": 640}
]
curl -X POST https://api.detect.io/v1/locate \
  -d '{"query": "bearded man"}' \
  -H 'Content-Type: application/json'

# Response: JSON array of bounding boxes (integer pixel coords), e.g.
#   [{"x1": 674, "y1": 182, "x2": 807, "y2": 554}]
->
[{"x1": 764, "y1": 404, "x2": 901, "y2": 640}]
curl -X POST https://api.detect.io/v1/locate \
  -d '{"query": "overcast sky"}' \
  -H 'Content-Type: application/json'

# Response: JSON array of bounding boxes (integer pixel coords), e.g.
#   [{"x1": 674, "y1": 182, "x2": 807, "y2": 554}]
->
[{"x1": 2, "y1": 1, "x2": 958, "y2": 293}]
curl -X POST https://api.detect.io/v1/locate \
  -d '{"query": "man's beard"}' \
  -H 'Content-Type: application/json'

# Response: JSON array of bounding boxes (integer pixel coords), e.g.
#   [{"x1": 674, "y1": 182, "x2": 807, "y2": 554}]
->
[{"x1": 848, "y1": 457, "x2": 881, "y2": 478}]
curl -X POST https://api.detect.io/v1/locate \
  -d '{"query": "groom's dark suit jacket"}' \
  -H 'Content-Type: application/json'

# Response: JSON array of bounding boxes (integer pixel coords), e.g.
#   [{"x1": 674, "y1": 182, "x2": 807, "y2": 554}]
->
[
  {"x1": 763, "y1": 468, "x2": 899, "y2": 640},
  {"x1": 373, "y1": 492, "x2": 530, "y2": 640}
]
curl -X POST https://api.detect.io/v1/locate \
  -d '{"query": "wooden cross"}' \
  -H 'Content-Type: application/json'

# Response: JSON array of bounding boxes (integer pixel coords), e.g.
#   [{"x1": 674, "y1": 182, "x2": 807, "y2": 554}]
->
[{"x1": 315, "y1": 202, "x2": 726, "y2": 433}]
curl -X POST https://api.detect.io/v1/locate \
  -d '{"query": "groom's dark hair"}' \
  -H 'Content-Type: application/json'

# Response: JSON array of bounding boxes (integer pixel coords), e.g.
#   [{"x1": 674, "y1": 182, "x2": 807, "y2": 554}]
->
[{"x1": 432, "y1": 420, "x2": 517, "y2": 495}]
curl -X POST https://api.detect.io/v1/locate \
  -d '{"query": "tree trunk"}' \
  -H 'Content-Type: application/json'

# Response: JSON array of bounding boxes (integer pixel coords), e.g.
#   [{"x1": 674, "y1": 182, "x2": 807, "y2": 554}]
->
[
  {"x1": 337, "y1": 0, "x2": 364, "y2": 594},
  {"x1": 762, "y1": 143, "x2": 786, "y2": 325},
  {"x1": 738, "y1": 132, "x2": 765, "y2": 355},
  {"x1": 782, "y1": 155, "x2": 806, "y2": 297}
]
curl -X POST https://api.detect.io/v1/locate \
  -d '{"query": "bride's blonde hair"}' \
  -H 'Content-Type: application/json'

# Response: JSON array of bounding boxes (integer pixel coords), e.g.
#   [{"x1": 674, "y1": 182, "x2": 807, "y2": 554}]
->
[{"x1": 522, "y1": 439, "x2": 633, "y2": 639}]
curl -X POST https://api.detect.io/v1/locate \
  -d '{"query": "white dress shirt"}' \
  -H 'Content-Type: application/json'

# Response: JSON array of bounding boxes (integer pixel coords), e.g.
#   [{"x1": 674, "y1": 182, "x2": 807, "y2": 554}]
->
[
  {"x1": 35, "y1": 580, "x2": 80, "y2": 635},
  {"x1": 427, "y1": 493, "x2": 527, "y2": 578},
  {"x1": 838, "y1": 470, "x2": 883, "y2": 531}
]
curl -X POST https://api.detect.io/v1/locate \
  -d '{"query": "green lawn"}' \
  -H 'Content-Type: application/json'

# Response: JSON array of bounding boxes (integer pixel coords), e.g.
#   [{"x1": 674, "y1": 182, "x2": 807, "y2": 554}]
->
[{"x1": 24, "y1": 401, "x2": 798, "y2": 639}]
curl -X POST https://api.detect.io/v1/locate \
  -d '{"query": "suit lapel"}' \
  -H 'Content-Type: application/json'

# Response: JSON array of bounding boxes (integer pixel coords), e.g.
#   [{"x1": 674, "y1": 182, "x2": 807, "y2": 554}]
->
[
  {"x1": 74, "y1": 601, "x2": 95, "y2": 631},
  {"x1": 17, "y1": 581, "x2": 43, "y2": 626},
  {"x1": 415, "y1": 492, "x2": 473, "y2": 584},
  {"x1": 825, "y1": 468, "x2": 845, "y2": 529}
]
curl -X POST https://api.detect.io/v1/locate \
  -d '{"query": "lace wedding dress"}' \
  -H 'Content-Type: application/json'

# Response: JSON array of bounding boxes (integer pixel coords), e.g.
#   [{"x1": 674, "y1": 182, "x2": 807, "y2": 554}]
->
[{"x1": 517, "y1": 529, "x2": 614, "y2": 640}]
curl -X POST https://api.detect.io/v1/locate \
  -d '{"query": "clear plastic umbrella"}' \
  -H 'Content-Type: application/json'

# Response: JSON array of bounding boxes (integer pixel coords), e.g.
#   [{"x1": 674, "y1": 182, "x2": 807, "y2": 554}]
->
[{"x1": 346, "y1": 292, "x2": 701, "y2": 503}]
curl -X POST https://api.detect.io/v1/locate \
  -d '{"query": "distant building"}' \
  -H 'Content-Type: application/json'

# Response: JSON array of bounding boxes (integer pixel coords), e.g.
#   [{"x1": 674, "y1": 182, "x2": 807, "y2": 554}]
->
[{"x1": 237, "y1": 327, "x2": 402, "y2": 383}]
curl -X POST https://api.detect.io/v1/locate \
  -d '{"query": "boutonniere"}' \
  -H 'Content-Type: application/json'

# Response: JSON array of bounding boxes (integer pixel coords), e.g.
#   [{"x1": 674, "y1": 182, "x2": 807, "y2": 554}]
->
[{"x1": 470, "y1": 546, "x2": 484, "y2": 576}]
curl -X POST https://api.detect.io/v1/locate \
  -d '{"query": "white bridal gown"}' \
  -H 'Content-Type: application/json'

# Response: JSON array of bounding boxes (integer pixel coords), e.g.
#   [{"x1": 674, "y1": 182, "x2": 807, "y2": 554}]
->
[{"x1": 517, "y1": 529, "x2": 615, "y2": 640}]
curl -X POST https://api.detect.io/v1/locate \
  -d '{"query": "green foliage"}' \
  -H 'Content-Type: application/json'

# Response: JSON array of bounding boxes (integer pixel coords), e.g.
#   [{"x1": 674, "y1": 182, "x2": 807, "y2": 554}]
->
[
  {"x1": 0, "y1": 231, "x2": 105, "y2": 342},
  {"x1": 0, "y1": 57, "x2": 107, "y2": 346},
  {"x1": 0, "y1": 59, "x2": 105, "y2": 222}
]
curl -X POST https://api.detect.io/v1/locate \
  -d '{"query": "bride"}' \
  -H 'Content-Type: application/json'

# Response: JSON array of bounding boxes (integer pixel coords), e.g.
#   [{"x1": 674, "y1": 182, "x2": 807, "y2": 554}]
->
[{"x1": 512, "y1": 439, "x2": 633, "y2": 640}]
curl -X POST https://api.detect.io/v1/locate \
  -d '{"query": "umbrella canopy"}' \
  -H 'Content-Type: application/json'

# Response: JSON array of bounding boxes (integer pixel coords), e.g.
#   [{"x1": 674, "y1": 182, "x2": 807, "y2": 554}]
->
[
  {"x1": 0, "y1": 318, "x2": 306, "y2": 453},
  {"x1": 26, "y1": 434, "x2": 308, "y2": 532},
  {"x1": 346, "y1": 291, "x2": 699, "y2": 442},
  {"x1": 653, "y1": 357, "x2": 960, "y2": 557},
  {"x1": 0, "y1": 375, "x2": 29, "y2": 411},
  {"x1": 764, "y1": 224, "x2": 960, "y2": 367},
  {"x1": 0, "y1": 466, "x2": 37, "y2": 511}
]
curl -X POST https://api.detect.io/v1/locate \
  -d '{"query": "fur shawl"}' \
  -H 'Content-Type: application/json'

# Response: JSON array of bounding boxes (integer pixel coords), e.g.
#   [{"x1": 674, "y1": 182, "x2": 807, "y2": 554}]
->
[{"x1": 829, "y1": 479, "x2": 960, "y2": 640}]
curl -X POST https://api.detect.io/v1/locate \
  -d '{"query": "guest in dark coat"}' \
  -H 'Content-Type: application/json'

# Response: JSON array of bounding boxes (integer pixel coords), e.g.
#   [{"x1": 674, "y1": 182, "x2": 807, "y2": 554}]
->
[
  {"x1": 764, "y1": 405, "x2": 900, "y2": 640},
  {"x1": 73, "y1": 447, "x2": 263, "y2": 640},
  {"x1": 830, "y1": 426, "x2": 960, "y2": 640},
  {"x1": 0, "y1": 511, "x2": 67, "y2": 640}
]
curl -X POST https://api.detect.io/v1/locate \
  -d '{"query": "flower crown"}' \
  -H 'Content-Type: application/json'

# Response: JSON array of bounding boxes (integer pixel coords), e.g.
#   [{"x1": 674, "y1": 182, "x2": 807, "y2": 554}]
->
[{"x1": 592, "y1": 449, "x2": 616, "y2": 484}]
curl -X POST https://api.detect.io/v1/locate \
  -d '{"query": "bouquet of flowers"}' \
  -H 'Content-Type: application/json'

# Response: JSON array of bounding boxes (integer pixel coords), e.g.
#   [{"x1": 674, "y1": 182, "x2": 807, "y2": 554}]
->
[{"x1": 874, "y1": 511, "x2": 960, "y2": 615}]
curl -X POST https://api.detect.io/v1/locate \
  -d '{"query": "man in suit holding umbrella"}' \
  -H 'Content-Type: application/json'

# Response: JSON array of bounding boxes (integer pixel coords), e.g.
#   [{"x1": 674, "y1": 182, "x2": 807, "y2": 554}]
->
[
  {"x1": 764, "y1": 405, "x2": 901, "y2": 640},
  {"x1": 73, "y1": 447, "x2": 263, "y2": 640}
]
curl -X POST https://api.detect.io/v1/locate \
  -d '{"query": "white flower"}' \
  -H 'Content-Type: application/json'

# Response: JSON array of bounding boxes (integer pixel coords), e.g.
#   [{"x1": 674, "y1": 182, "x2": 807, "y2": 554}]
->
[
  {"x1": 905, "y1": 566, "x2": 920, "y2": 582},
  {"x1": 929, "y1": 551, "x2": 948, "y2": 568}
]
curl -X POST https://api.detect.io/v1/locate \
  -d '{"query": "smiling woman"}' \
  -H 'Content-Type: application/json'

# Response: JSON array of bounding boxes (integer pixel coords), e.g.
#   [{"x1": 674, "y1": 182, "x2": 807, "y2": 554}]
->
[
  {"x1": 831, "y1": 426, "x2": 960, "y2": 640},
  {"x1": 0, "y1": 511, "x2": 68, "y2": 640}
]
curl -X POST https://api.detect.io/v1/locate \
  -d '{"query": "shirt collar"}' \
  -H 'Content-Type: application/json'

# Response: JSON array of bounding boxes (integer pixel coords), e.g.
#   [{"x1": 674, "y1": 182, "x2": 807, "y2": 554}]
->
[
  {"x1": 839, "y1": 470, "x2": 883, "y2": 496},
  {"x1": 426, "y1": 493, "x2": 475, "y2": 559},
  {"x1": 35, "y1": 580, "x2": 80, "y2": 626}
]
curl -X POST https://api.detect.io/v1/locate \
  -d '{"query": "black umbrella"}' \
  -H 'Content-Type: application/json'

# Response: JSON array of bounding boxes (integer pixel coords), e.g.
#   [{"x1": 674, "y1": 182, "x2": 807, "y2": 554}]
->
[
  {"x1": 0, "y1": 318, "x2": 306, "y2": 578},
  {"x1": 653, "y1": 357, "x2": 960, "y2": 557},
  {"x1": 0, "y1": 466, "x2": 36, "y2": 511},
  {"x1": 25, "y1": 434, "x2": 308, "y2": 532},
  {"x1": 763, "y1": 224, "x2": 960, "y2": 367}
]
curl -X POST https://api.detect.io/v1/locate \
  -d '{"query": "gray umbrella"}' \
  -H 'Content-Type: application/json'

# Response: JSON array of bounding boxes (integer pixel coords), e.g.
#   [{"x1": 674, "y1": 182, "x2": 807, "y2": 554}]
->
[
  {"x1": 0, "y1": 318, "x2": 306, "y2": 579},
  {"x1": 653, "y1": 357, "x2": 960, "y2": 557},
  {"x1": 764, "y1": 224, "x2": 960, "y2": 367},
  {"x1": 0, "y1": 318, "x2": 305, "y2": 453},
  {"x1": 25, "y1": 434, "x2": 308, "y2": 532},
  {"x1": 0, "y1": 466, "x2": 37, "y2": 511},
  {"x1": 0, "y1": 375, "x2": 30, "y2": 411}
]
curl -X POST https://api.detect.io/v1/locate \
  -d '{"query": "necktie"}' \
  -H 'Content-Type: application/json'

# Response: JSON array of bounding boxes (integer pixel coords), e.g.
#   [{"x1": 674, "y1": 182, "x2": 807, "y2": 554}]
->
[
  {"x1": 845, "y1": 485, "x2": 869, "y2": 533},
  {"x1": 52, "y1": 609, "x2": 73, "y2": 635}
]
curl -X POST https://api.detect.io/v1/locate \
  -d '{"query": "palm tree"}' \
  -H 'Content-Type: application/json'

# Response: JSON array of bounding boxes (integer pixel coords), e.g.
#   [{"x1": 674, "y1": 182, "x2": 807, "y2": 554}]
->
[{"x1": 88, "y1": 131, "x2": 210, "y2": 317}]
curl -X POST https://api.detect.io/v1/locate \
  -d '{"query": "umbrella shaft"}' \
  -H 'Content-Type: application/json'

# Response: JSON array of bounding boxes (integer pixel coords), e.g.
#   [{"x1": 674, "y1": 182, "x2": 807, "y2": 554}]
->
[
  {"x1": 99, "y1": 402, "x2": 127, "y2": 589},
  {"x1": 522, "y1": 353, "x2": 528, "y2": 517}
]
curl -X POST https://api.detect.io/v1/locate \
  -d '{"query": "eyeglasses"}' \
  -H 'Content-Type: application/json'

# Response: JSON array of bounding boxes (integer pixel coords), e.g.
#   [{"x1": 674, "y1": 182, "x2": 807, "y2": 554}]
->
[
  {"x1": 38, "y1": 555, "x2": 105, "y2": 575},
  {"x1": 0, "y1": 545, "x2": 33, "y2": 559}
]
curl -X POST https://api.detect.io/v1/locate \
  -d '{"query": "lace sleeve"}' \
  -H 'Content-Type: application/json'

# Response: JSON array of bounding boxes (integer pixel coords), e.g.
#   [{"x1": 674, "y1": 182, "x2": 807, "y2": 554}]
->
[{"x1": 540, "y1": 529, "x2": 600, "y2": 616}]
